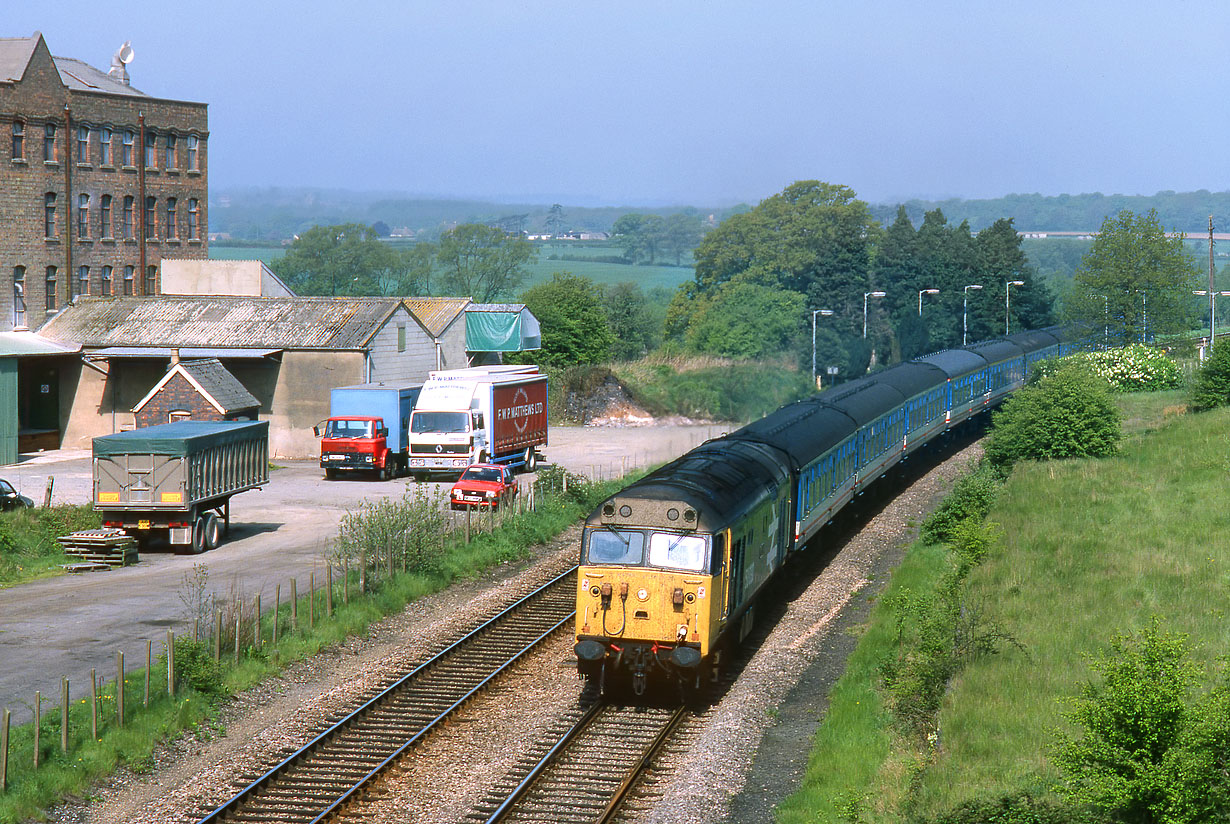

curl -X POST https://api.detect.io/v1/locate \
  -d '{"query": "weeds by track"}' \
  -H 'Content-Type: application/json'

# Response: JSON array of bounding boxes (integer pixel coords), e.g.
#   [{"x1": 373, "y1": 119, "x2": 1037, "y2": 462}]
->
[{"x1": 196, "y1": 567, "x2": 578, "y2": 824}]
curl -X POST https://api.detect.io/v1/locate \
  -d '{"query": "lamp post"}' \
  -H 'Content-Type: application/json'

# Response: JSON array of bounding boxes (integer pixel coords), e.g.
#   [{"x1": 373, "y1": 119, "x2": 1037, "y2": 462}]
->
[
  {"x1": 1004, "y1": 280, "x2": 1024, "y2": 335},
  {"x1": 962, "y1": 284, "x2": 982, "y2": 345},
  {"x1": 918, "y1": 288, "x2": 939, "y2": 316},
  {"x1": 811, "y1": 308, "x2": 834, "y2": 388},
  {"x1": 863, "y1": 291, "x2": 885, "y2": 338},
  {"x1": 1193, "y1": 290, "x2": 1230, "y2": 348}
]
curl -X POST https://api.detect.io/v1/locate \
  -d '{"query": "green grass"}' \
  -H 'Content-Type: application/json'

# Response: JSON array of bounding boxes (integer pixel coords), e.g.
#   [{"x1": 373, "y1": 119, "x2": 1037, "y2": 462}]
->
[
  {"x1": 0, "y1": 505, "x2": 101, "y2": 587},
  {"x1": 522, "y1": 257, "x2": 692, "y2": 292},
  {"x1": 614, "y1": 355, "x2": 814, "y2": 422},
  {"x1": 0, "y1": 475, "x2": 628, "y2": 823},
  {"x1": 779, "y1": 391, "x2": 1230, "y2": 821}
]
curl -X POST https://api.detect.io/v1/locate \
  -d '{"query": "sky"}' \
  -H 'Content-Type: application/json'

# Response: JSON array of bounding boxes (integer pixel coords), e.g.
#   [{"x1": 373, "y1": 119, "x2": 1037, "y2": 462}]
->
[{"x1": 12, "y1": 1, "x2": 1230, "y2": 207}]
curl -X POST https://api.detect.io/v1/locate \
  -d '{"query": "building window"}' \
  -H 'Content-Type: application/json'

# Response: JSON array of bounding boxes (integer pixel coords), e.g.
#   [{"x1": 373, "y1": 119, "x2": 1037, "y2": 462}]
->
[
  {"x1": 44, "y1": 192, "x2": 57, "y2": 238},
  {"x1": 76, "y1": 125, "x2": 89, "y2": 163},
  {"x1": 101, "y1": 265, "x2": 112, "y2": 295},
  {"x1": 144, "y1": 130, "x2": 156, "y2": 168},
  {"x1": 165, "y1": 133, "x2": 176, "y2": 169},
  {"x1": 186, "y1": 135, "x2": 199, "y2": 171},
  {"x1": 144, "y1": 196, "x2": 156, "y2": 237},
  {"x1": 45, "y1": 266, "x2": 57, "y2": 311},
  {"x1": 43, "y1": 123, "x2": 56, "y2": 162},
  {"x1": 11, "y1": 121, "x2": 24, "y2": 161},
  {"x1": 12, "y1": 266, "x2": 26, "y2": 328},
  {"x1": 144, "y1": 265, "x2": 157, "y2": 295},
  {"x1": 123, "y1": 265, "x2": 134, "y2": 296},
  {"x1": 99, "y1": 126, "x2": 112, "y2": 165},
  {"x1": 121, "y1": 130, "x2": 134, "y2": 166},
  {"x1": 165, "y1": 197, "x2": 177, "y2": 239},
  {"x1": 100, "y1": 194, "x2": 112, "y2": 238},
  {"x1": 397, "y1": 324, "x2": 406, "y2": 352},
  {"x1": 187, "y1": 198, "x2": 199, "y2": 239},
  {"x1": 169, "y1": 410, "x2": 191, "y2": 423},
  {"x1": 122, "y1": 195, "x2": 134, "y2": 239},
  {"x1": 77, "y1": 193, "x2": 90, "y2": 238},
  {"x1": 74, "y1": 265, "x2": 89, "y2": 298}
]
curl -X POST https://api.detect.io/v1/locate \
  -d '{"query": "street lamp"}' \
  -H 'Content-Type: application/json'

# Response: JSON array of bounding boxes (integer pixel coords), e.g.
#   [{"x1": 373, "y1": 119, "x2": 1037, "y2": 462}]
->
[
  {"x1": 1135, "y1": 290, "x2": 1148, "y2": 342},
  {"x1": 1193, "y1": 290, "x2": 1230, "y2": 348},
  {"x1": 962, "y1": 284, "x2": 982, "y2": 345},
  {"x1": 863, "y1": 291, "x2": 885, "y2": 338},
  {"x1": 918, "y1": 288, "x2": 939, "y2": 316},
  {"x1": 1004, "y1": 280, "x2": 1024, "y2": 335},
  {"x1": 811, "y1": 308, "x2": 835, "y2": 388}
]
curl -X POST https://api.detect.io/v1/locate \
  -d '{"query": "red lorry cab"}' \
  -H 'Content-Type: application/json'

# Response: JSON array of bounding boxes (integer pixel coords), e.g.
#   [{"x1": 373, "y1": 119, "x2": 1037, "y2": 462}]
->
[{"x1": 319, "y1": 416, "x2": 393, "y2": 479}]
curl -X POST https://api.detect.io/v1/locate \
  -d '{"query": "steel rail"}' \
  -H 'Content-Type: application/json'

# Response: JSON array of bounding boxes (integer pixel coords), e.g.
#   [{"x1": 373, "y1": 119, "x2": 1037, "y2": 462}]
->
[{"x1": 198, "y1": 566, "x2": 578, "y2": 824}]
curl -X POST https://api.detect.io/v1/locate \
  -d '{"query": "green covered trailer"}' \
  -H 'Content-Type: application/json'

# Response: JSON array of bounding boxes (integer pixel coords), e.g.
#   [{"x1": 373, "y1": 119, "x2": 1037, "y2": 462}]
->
[{"x1": 92, "y1": 420, "x2": 269, "y2": 552}]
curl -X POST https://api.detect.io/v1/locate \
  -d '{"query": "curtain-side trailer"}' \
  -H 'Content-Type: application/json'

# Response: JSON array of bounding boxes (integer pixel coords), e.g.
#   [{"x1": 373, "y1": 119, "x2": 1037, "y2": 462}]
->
[{"x1": 92, "y1": 420, "x2": 269, "y2": 552}]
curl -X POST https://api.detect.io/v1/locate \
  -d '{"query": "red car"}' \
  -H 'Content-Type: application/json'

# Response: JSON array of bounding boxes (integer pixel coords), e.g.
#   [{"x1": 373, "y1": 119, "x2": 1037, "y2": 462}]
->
[{"x1": 449, "y1": 463, "x2": 519, "y2": 511}]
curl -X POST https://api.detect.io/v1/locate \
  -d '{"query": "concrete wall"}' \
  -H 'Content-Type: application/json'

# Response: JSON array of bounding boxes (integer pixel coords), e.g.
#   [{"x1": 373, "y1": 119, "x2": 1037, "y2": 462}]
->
[
  {"x1": 368, "y1": 306, "x2": 437, "y2": 385},
  {"x1": 160, "y1": 259, "x2": 293, "y2": 297}
]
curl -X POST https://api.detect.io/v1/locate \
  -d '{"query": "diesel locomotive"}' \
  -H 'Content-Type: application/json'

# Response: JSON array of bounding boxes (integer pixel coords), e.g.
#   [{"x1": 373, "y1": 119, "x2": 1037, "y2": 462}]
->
[{"x1": 573, "y1": 328, "x2": 1090, "y2": 696}]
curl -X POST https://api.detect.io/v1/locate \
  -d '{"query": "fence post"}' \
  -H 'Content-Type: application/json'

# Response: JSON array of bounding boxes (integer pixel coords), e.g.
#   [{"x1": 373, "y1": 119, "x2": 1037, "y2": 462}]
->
[
  {"x1": 213, "y1": 610, "x2": 222, "y2": 661},
  {"x1": 359, "y1": 551, "x2": 366, "y2": 594},
  {"x1": 145, "y1": 640, "x2": 151, "y2": 707},
  {"x1": 290, "y1": 578, "x2": 298, "y2": 630},
  {"x1": 273, "y1": 584, "x2": 281, "y2": 645},
  {"x1": 465, "y1": 508, "x2": 471, "y2": 544},
  {"x1": 326, "y1": 567, "x2": 333, "y2": 616},
  {"x1": 90, "y1": 669, "x2": 98, "y2": 740},
  {"x1": 1, "y1": 708, "x2": 9, "y2": 792},
  {"x1": 342, "y1": 557, "x2": 349, "y2": 604},
  {"x1": 61, "y1": 678, "x2": 69, "y2": 753},
  {"x1": 32, "y1": 690, "x2": 40, "y2": 769},
  {"x1": 43, "y1": 476, "x2": 54, "y2": 507},
  {"x1": 308, "y1": 572, "x2": 315, "y2": 629},
  {"x1": 234, "y1": 611, "x2": 241, "y2": 665},
  {"x1": 117, "y1": 652, "x2": 124, "y2": 727},
  {"x1": 254, "y1": 594, "x2": 261, "y2": 649},
  {"x1": 167, "y1": 630, "x2": 175, "y2": 696}
]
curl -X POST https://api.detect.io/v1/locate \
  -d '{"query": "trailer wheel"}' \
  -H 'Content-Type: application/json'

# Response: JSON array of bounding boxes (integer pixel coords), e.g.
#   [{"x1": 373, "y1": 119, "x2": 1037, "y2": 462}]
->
[
  {"x1": 523, "y1": 448, "x2": 538, "y2": 472},
  {"x1": 203, "y1": 513, "x2": 221, "y2": 550},
  {"x1": 191, "y1": 517, "x2": 207, "y2": 554}
]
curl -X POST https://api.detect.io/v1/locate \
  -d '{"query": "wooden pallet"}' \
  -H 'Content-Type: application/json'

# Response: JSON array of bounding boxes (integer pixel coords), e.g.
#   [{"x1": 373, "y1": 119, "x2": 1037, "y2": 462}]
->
[{"x1": 57, "y1": 529, "x2": 139, "y2": 568}]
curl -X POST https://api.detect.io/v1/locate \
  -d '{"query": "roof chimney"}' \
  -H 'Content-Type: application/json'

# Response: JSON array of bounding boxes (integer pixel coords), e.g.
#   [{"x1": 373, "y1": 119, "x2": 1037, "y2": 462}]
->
[
  {"x1": 109, "y1": 41, "x2": 134, "y2": 85},
  {"x1": 170, "y1": 348, "x2": 180, "y2": 366}
]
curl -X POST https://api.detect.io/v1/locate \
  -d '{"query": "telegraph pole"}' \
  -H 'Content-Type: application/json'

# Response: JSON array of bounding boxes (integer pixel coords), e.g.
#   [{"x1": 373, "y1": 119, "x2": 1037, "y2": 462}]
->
[{"x1": 1210, "y1": 216, "x2": 1216, "y2": 344}]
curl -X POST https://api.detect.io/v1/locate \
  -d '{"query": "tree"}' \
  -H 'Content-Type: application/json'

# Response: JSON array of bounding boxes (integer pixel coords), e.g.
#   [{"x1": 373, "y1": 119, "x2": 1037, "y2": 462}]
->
[
  {"x1": 975, "y1": 217, "x2": 1054, "y2": 333},
  {"x1": 1189, "y1": 339, "x2": 1230, "y2": 410},
  {"x1": 685, "y1": 281, "x2": 805, "y2": 360},
  {"x1": 516, "y1": 272, "x2": 615, "y2": 368},
  {"x1": 660, "y1": 213, "x2": 705, "y2": 265},
  {"x1": 612, "y1": 212, "x2": 667, "y2": 264},
  {"x1": 603, "y1": 282, "x2": 660, "y2": 360},
  {"x1": 545, "y1": 203, "x2": 565, "y2": 236},
  {"x1": 1069, "y1": 210, "x2": 1199, "y2": 345},
  {"x1": 436, "y1": 223, "x2": 536, "y2": 302},
  {"x1": 272, "y1": 223, "x2": 427, "y2": 296}
]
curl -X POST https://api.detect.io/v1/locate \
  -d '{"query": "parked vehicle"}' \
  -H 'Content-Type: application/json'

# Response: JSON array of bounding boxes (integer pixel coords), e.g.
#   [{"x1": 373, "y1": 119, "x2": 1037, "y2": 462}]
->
[
  {"x1": 449, "y1": 463, "x2": 519, "y2": 510},
  {"x1": 0, "y1": 479, "x2": 33, "y2": 511},
  {"x1": 317, "y1": 382, "x2": 422, "y2": 480},
  {"x1": 92, "y1": 420, "x2": 269, "y2": 552},
  {"x1": 407, "y1": 366, "x2": 548, "y2": 478}
]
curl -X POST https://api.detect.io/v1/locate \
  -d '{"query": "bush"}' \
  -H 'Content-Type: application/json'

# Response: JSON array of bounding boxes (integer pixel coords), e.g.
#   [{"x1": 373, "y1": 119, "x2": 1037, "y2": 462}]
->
[
  {"x1": 924, "y1": 792, "x2": 1109, "y2": 824},
  {"x1": 159, "y1": 637, "x2": 226, "y2": 696},
  {"x1": 332, "y1": 486, "x2": 449, "y2": 575},
  {"x1": 1034, "y1": 346, "x2": 1183, "y2": 393},
  {"x1": 919, "y1": 462, "x2": 1003, "y2": 545},
  {"x1": 1189, "y1": 340, "x2": 1230, "y2": 411},
  {"x1": 984, "y1": 365, "x2": 1122, "y2": 471}
]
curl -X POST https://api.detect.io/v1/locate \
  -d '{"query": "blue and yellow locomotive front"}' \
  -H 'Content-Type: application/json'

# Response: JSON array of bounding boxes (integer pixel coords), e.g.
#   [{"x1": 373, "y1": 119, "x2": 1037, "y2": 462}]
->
[{"x1": 573, "y1": 438, "x2": 793, "y2": 696}]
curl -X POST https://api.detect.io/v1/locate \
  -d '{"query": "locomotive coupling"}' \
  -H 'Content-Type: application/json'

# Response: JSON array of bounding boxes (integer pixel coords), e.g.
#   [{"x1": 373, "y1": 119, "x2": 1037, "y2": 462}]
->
[{"x1": 574, "y1": 639, "x2": 606, "y2": 663}]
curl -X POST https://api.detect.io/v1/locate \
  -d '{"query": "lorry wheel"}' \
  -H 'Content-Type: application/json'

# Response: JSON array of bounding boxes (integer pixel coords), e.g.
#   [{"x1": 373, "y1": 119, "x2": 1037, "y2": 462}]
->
[
  {"x1": 324, "y1": 468, "x2": 339, "y2": 480},
  {"x1": 524, "y1": 448, "x2": 538, "y2": 471},
  {"x1": 191, "y1": 518, "x2": 207, "y2": 554},
  {"x1": 203, "y1": 513, "x2": 221, "y2": 550},
  {"x1": 378, "y1": 463, "x2": 391, "y2": 481}
]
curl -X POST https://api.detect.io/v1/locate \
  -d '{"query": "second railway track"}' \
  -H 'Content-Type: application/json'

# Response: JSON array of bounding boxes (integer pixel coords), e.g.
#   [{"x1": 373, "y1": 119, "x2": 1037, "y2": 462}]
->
[{"x1": 197, "y1": 567, "x2": 578, "y2": 824}]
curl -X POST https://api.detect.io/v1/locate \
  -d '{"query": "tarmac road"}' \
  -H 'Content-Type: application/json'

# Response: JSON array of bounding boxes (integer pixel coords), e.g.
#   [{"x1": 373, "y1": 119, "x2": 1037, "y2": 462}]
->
[{"x1": 0, "y1": 423, "x2": 724, "y2": 712}]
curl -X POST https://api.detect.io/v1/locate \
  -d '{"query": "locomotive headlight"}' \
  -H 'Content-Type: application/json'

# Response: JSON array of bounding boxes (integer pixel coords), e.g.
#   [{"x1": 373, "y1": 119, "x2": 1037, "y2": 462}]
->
[
  {"x1": 636, "y1": 588, "x2": 649, "y2": 602},
  {"x1": 590, "y1": 585, "x2": 601, "y2": 597},
  {"x1": 685, "y1": 592, "x2": 696, "y2": 603}
]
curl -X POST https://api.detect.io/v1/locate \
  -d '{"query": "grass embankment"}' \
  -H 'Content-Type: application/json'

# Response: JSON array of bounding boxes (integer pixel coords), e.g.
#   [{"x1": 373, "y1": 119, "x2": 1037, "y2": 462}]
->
[
  {"x1": 0, "y1": 505, "x2": 101, "y2": 587},
  {"x1": 780, "y1": 390, "x2": 1228, "y2": 822},
  {"x1": 0, "y1": 469, "x2": 630, "y2": 824}
]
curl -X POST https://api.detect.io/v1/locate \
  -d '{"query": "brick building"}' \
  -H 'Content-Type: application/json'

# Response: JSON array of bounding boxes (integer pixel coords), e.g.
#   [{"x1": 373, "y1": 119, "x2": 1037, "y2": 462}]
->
[
  {"x1": 0, "y1": 32, "x2": 208, "y2": 333},
  {"x1": 132, "y1": 356, "x2": 260, "y2": 428}
]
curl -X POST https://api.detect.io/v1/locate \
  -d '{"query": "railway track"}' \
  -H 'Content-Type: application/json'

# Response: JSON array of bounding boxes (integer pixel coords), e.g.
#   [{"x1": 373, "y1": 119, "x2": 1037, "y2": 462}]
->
[
  {"x1": 197, "y1": 567, "x2": 578, "y2": 824},
  {"x1": 471, "y1": 700, "x2": 689, "y2": 823}
]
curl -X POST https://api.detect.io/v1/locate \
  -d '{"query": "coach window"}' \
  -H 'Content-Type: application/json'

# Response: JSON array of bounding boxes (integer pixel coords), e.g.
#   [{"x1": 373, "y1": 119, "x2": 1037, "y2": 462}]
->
[
  {"x1": 99, "y1": 126, "x2": 112, "y2": 165},
  {"x1": 123, "y1": 265, "x2": 134, "y2": 296},
  {"x1": 12, "y1": 266, "x2": 26, "y2": 328},
  {"x1": 121, "y1": 130, "x2": 134, "y2": 166},
  {"x1": 11, "y1": 121, "x2": 24, "y2": 161},
  {"x1": 44, "y1": 192, "x2": 57, "y2": 238},
  {"x1": 100, "y1": 194, "x2": 112, "y2": 238},
  {"x1": 144, "y1": 130, "x2": 156, "y2": 168},
  {"x1": 45, "y1": 266, "x2": 57, "y2": 312},
  {"x1": 77, "y1": 193, "x2": 90, "y2": 238},
  {"x1": 101, "y1": 265, "x2": 112, "y2": 295},
  {"x1": 43, "y1": 123, "x2": 56, "y2": 162},
  {"x1": 76, "y1": 125, "x2": 89, "y2": 164}
]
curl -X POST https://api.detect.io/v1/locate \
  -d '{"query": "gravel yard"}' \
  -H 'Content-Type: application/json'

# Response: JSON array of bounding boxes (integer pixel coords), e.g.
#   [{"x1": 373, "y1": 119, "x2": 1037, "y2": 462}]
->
[{"x1": 41, "y1": 435, "x2": 981, "y2": 824}]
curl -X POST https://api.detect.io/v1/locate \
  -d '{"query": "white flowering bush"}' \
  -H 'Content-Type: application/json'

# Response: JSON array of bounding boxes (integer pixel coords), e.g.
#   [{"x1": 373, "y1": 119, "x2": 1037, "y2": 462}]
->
[{"x1": 1033, "y1": 345, "x2": 1183, "y2": 393}]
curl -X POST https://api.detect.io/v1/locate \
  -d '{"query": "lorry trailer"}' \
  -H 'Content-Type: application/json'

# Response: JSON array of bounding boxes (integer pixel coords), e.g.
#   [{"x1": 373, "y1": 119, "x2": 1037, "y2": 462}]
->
[
  {"x1": 92, "y1": 420, "x2": 269, "y2": 552},
  {"x1": 407, "y1": 366, "x2": 548, "y2": 477},
  {"x1": 317, "y1": 382, "x2": 422, "y2": 480}
]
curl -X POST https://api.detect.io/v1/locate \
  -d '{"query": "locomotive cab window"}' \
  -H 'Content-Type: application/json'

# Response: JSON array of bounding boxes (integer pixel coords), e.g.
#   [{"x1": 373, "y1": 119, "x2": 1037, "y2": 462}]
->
[
  {"x1": 586, "y1": 528, "x2": 645, "y2": 565},
  {"x1": 648, "y1": 532, "x2": 707, "y2": 572}
]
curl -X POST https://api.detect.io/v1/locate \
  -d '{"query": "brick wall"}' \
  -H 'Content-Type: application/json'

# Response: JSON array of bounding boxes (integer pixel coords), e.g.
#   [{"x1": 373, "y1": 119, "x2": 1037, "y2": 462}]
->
[
  {"x1": 0, "y1": 34, "x2": 208, "y2": 331},
  {"x1": 134, "y1": 372, "x2": 222, "y2": 428}
]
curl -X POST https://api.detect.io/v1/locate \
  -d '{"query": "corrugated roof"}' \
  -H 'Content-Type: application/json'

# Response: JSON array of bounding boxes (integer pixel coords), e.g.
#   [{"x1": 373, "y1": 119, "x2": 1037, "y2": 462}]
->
[
  {"x1": 38, "y1": 296, "x2": 405, "y2": 351},
  {"x1": 403, "y1": 297, "x2": 470, "y2": 337},
  {"x1": 0, "y1": 331, "x2": 80, "y2": 357}
]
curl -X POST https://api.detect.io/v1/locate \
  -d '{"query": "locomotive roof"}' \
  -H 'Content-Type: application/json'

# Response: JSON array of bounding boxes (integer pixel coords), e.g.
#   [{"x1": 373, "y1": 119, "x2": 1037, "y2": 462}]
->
[
  {"x1": 726, "y1": 399, "x2": 856, "y2": 470},
  {"x1": 591, "y1": 437, "x2": 789, "y2": 533},
  {"x1": 915, "y1": 348, "x2": 987, "y2": 377},
  {"x1": 963, "y1": 338, "x2": 1024, "y2": 363}
]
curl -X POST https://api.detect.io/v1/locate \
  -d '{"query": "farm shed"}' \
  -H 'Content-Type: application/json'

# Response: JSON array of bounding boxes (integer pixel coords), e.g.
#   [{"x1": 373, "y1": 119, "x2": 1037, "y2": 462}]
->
[
  {"x1": 0, "y1": 331, "x2": 80, "y2": 465},
  {"x1": 132, "y1": 356, "x2": 260, "y2": 428}
]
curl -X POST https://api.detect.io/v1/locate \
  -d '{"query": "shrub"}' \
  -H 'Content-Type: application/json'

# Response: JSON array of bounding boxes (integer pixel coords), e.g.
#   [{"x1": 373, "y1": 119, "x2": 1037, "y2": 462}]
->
[
  {"x1": 332, "y1": 486, "x2": 449, "y2": 575},
  {"x1": 159, "y1": 637, "x2": 226, "y2": 696},
  {"x1": 984, "y1": 365, "x2": 1121, "y2": 471},
  {"x1": 1189, "y1": 340, "x2": 1230, "y2": 411},
  {"x1": 1034, "y1": 346, "x2": 1183, "y2": 393},
  {"x1": 925, "y1": 792, "x2": 1109, "y2": 824},
  {"x1": 919, "y1": 462, "x2": 1003, "y2": 545}
]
